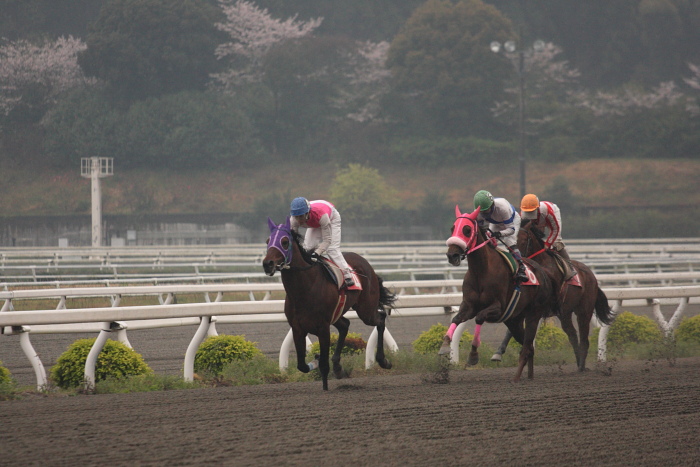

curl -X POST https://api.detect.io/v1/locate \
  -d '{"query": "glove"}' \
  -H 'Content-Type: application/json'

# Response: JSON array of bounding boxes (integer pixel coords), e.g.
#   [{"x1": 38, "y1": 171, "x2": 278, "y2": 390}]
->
[
  {"x1": 310, "y1": 252, "x2": 320, "y2": 262},
  {"x1": 491, "y1": 231, "x2": 502, "y2": 239}
]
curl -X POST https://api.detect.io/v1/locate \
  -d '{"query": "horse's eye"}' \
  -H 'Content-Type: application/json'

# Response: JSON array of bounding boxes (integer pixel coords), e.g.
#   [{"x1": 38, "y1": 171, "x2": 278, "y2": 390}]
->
[
  {"x1": 281, "y1": 237, "x2": 290, "y2": 250},
  {"x1": 462, "y1": 226, "x2": 470, "y2": 237}
]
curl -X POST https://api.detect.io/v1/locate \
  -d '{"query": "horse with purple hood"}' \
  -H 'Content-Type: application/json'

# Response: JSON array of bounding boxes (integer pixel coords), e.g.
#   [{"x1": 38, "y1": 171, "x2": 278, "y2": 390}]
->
[{"x1": 262, "y1": 217, "x2": 396, "y2": 390}]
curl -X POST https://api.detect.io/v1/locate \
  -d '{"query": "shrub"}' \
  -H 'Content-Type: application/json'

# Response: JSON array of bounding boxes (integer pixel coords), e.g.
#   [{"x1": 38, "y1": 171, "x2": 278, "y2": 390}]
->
[
  {"x1": 194, "y1": 334, "x2": 262, "y2": 376},
  {"x1": 50, "y1": 338, "x2": 151, "y2": 389},
  {"x1": 0, "y1": 360, "x2": 12, "y2": 384},
  {"x1": 535, "y1": 322, "x2": 570, "y2": 351},
  {"x1": 607, "y1": 312, "x2": 663, "y2": 347},
  {"x1": 307, "y1": 332, "x2": 367, "y2": 357},
  {"x1": 412, "y1": 323, "x2": 474, "y2": 355},
  {"x1": 675, "y1": 315, "x2": 700, "y2": 344}
]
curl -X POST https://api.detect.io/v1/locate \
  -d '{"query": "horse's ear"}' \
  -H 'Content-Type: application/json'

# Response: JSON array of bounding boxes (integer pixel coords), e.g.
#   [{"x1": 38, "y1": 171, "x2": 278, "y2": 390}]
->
[
  {"x1": 267, "y1": 217, "x2": 276, "y2": 232},
  {"x1": 455, "y1": 205, "x2": 462, "y2": 218},
  {"x1": 284, "y1": 216, "x2": 291, "y2": 229},
  {"x1": 469, "y1": 207, "x2": 480, "y2": 219}
]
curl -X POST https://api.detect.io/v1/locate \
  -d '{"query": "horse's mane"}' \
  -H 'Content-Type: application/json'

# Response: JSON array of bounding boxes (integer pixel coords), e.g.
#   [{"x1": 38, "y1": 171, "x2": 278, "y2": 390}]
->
[
  {"x1": 522, "y1": 220, "x2": 546, "y2": 243},
  {"x1": 290, "y1": 229, "x2": 315, "y2": 263}
]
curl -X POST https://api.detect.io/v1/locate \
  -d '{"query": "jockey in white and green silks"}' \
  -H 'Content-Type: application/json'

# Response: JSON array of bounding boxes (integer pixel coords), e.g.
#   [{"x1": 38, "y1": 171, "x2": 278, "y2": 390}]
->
[
  {"x1": 473, "y1": 190, "x2": 528, "y2": 283},
  {"x1": 289, "y1": 197, "x2": 355, "y2": 287}
]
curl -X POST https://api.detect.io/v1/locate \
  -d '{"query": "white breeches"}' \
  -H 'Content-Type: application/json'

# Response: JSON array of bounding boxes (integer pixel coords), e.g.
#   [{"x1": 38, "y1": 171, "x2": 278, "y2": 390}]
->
[{"x1": 303, "y1": 214, "x2": 352, "y2": 273}]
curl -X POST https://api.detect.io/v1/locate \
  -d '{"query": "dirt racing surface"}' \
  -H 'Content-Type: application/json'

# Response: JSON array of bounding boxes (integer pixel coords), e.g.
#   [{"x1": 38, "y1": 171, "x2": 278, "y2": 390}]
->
[{"x1": 2, "y1": 356, "x2": 699, "y2": 466}]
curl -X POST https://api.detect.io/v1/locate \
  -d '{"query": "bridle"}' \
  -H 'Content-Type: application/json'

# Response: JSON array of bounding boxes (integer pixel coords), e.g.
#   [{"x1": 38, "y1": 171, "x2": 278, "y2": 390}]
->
[
  {"x1": 447, "y1": 215, "x2": 495, "y2": 260},
  {"x1": 267, "y1": 222, "x2": 317, "y2": 272}
]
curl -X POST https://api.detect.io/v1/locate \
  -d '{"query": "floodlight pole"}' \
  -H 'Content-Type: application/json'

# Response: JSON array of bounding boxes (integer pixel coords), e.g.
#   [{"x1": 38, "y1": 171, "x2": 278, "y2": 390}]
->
[{"x1": 81, "y1": 157, "x2": 113, "y2": 248}]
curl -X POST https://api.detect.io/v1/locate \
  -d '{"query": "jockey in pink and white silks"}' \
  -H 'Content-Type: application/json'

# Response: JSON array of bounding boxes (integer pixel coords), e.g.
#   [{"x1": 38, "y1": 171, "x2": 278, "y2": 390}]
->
[
  {"x1": 289, "y1": 197, "x2": 355, "y2": 287},
  {"x1": 473, "y1": 190, "x2": 528, "y2": 283}
]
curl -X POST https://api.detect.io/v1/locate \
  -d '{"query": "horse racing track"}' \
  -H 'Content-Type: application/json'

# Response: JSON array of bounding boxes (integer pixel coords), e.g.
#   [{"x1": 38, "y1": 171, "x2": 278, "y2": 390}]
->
[{"x1": 2, "y1": 356, "x2": 700, "y2": 466}]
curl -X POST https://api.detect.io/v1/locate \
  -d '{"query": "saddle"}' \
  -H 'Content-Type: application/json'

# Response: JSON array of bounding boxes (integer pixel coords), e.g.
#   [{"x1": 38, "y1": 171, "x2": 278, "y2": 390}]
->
[
  {"x1": 549, "y1": 251, "x2": 577, "y2": 281},
  {"x1": 494, "y1": 248, "x2": 538, "y2": 286},
  {"x1": 318, "y1": 257, "x2": 362, "y2": 291}
]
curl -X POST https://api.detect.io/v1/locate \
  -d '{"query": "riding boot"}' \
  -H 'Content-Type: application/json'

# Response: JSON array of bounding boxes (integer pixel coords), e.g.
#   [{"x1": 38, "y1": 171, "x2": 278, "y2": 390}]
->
[
  {"x1": 343, "y1": 270, "x2": 355, "y2": 287},
  {"x1": 512, "y1": 248, "x2": 528, "y2": 283}
]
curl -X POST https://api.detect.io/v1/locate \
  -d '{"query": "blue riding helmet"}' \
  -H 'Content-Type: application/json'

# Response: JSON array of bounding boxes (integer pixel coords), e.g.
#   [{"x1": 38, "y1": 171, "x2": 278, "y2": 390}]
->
[{"x1": 290, "y1": 197, "x2": 311, "y2": 216}]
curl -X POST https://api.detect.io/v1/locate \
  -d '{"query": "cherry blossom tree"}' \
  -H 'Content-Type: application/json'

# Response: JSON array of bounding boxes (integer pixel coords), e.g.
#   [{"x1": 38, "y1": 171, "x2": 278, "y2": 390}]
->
[
  {"x1": 212, "y1": 0, "x2": 322, "y2": 89},
  {"x1": 0, "y1": 36, "x2": 94, "y2": 118},
  {"x1": 338, "y1": 40, "x2": 392, "y2": 123},
  {"x1": 683, "y1": 62, "x2": 700, "y2": 116}
]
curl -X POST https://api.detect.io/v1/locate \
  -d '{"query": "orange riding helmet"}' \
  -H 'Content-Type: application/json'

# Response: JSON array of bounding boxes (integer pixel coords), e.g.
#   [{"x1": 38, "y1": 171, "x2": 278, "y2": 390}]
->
[{"x1": 520, "y1": 194, "x2": 540, "y2": 219}]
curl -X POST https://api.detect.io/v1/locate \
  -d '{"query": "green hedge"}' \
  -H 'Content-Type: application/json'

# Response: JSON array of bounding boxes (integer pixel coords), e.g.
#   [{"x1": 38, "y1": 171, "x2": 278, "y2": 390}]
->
[
  {"x1": 50, "y1": 338, "x2": 151, "y2": 389},
  {"x1": 194, "y1": 334, "x2": 262, "y2": 377},
  {"x1": 307, "y1": 332, "x2": 367, "y2": 357},
  {"x1": 676, "y1": 315, "x2": 700, "y2": 344}
]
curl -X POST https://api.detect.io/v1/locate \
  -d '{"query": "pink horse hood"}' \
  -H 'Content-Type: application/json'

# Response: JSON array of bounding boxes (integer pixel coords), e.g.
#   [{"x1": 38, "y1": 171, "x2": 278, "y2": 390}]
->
[{"x1": 446, "y1": 205, "x2": 480, "y2": 250}]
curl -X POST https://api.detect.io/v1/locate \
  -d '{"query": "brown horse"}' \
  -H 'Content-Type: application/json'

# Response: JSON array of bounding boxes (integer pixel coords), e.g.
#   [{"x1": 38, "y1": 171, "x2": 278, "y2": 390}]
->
[
  {"x1": 262, "y1": 217, "x2": 396, "y2": 390},
  {"x1": 440, "y1": 206, "x2": 557, "y2": 382},
  {"x1": 510, "y1": 220, "x2": 614, "y2": 371}
]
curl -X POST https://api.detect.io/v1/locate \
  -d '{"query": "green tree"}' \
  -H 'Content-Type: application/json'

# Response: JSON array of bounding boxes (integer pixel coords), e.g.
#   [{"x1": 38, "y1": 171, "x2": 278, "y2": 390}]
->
[
  {"x1": 386, "y1": 0, "x2": 515, "y2": 137},
  {"x1": 78, "y1": 0, "x2": 226, "y2": 101},
  {"x1": 329, "y1": 164, "x2": 399, "y2": 221}
]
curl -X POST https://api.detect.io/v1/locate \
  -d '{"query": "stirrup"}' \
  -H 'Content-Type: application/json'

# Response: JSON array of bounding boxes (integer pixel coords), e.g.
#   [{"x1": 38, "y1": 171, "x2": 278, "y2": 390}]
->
[
  {"x1": 344, "y1": 276, "x2": 355, "y2": 287},
  {"x1": 515, "y1": 265, "x2": 528, "y2": 282}
]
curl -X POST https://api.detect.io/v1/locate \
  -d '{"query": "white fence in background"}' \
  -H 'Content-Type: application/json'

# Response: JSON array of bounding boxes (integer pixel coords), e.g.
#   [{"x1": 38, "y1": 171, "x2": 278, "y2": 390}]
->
[
  {"x1": 2, "y1": 275, "x2": 699, "y2": 390},
  {"x1": 2, "y1": 238, "x2": 700, "y2": 283}
]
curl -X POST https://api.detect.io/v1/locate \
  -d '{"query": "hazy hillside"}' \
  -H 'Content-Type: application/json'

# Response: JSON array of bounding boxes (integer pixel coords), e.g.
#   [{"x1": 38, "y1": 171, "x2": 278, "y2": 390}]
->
[{"x1": 2, "y1": 157, "x2": 698, "y2": 214}]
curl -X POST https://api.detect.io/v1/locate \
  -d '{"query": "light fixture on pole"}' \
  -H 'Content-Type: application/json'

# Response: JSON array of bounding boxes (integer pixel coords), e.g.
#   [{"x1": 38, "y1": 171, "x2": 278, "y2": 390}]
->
[
  {"x1": 490, "y1": 39, "x2": 545, "y2": 200},
  {"x1": 81, "y1": 157, "x2": 113, "y2": 248}
]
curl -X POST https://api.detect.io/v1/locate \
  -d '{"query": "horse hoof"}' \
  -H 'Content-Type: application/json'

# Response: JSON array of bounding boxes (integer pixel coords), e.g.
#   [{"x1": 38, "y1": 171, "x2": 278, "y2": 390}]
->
[
  {"x1": 381, "y1": 360, "x2": 392, "y2": 370},
  {"x1": 438, "y1": 344, "x2": 451, "y2": 356},
  {"x1": 491, "y1": 353, "x2": 502, "y2": 362},
  {"x1": 467, "y1": 351, "x2": 479, "y2": 366}
]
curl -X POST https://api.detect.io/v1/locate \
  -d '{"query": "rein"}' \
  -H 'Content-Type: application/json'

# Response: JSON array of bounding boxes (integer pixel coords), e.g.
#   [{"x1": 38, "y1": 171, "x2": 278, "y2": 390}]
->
[{"x1": 523, "y1": 227, "x2": 546, "y2": 259}]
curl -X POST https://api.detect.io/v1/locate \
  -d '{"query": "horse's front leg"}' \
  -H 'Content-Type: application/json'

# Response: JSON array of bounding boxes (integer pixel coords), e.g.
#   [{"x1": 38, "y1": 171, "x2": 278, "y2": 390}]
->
[
  {"x1": 331, "y1": 317, "x2": 350, "y2": 379},
  {"x1": 292, "y1": 327, "x2": 315, "y2": 374},
  {"x1": 465, "y1": 303, "x2": 503, "y2": 366},
  {"x1": 438, "y1": 300, "x2": 478, "y2": 355},
  {"x1": 438, "y1": 299, "x2": 476, "y2": 356}
]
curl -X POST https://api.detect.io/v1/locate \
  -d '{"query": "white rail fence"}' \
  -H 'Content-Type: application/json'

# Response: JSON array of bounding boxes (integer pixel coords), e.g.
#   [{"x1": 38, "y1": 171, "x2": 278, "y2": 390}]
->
[
  {"x1": 2, "y1": 238, "x2": 700, "y2": 283},
  {"x1": 2, "y1": 275, "x2": 699, "y2": 390}
]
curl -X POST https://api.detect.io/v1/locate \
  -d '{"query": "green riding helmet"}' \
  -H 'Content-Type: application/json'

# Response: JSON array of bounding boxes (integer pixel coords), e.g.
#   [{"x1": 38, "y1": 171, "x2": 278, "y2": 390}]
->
[{"x1": 474, "y1": 190, "x2": 494, "y2": 212}]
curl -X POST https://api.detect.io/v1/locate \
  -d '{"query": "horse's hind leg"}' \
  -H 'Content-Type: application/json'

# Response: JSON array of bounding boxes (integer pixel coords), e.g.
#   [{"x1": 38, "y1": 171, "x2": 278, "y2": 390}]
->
[
  {"x1": 559, "y1": 310, "x2": 581, "y2": 368},
  {"x1": 317, "y1": 326, "x2": 332, "y2": 390},
  {"x1": 576, "y1": 310, "x2": 592, "y2": 371},
  {"x1": 491, "y1": 328, "x2": 512, "y2": 362},
  {"x1": 332, "y1": 317, "x2": 350, "y2": 379},
  {"x1": 375, "y1": 311, "x2": 392, "y2": 369}
]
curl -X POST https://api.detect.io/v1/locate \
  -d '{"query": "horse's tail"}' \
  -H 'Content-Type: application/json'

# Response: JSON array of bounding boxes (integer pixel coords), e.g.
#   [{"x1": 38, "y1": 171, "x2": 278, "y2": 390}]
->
[
  {"x1": 594, "y1": 286, "x2": 614, "y2": 326},
  {"x1": 377, "y1": 275, "x2": 397, "y2": 315}
]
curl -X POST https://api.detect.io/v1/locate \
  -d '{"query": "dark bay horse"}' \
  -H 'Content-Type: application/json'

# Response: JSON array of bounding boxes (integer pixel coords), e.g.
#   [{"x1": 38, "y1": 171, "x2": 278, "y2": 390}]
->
[
  {"x1": 512, "y1": 220, "x2": 614, "y2": 371},
  {"x1": 440, "y1": 206, "x2": 557, "y2": 382},
  {"x1": 262, "y1": 217, "x2": 396, "y2": 390}
]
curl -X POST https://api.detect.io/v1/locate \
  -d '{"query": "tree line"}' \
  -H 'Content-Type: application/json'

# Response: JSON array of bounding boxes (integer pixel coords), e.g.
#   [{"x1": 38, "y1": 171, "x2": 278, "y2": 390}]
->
[{"x1": 1, "y1": 0, "x2": 699, "y2": 172}]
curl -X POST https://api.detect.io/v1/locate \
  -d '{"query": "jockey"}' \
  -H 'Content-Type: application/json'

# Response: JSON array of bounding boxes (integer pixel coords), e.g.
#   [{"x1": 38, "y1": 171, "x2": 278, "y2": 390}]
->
[
  {"x1": 473, "y1": 190, "x2": 528, "y2": 283},
  {"x1": 520, "y1": 194, "x2": 570, "y2": 261},
  {"x1": 289, "y1": 197, "x2": 355, "y2": 287}
]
